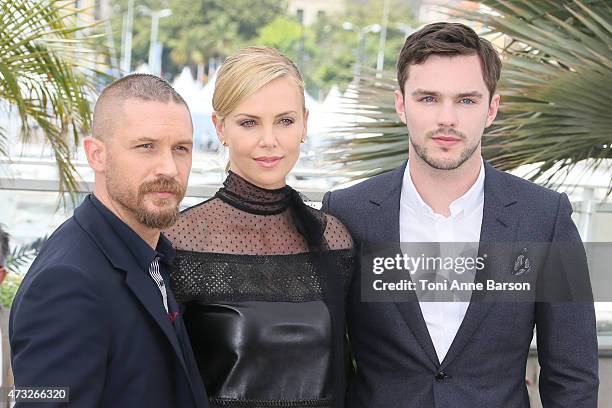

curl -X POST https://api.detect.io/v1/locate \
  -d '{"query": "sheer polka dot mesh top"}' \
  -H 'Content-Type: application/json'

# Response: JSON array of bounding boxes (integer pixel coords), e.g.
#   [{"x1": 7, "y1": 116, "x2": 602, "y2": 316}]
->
[{"x1": 165, "y1": 171, "x2": 354, "y2": 256}]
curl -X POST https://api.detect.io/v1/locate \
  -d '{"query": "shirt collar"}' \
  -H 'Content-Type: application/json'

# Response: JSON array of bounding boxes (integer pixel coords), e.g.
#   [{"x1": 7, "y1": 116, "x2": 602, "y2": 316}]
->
[
  {"x1": 89, "y1": 194, "x2": 176, "y2": 270},
  {"x1": 401, "y1": 158, "x2": 485, "y2": 219}
]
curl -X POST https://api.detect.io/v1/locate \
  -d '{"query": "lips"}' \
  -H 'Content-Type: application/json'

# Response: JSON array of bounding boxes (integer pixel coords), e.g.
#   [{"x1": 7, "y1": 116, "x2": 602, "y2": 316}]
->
[
  {"x1": 139, "y1": 176, "x2": 185, "y2": 200},
  {"x1": 254, "y1": 156, "x2": 283, "y2": 168},
  {"x1": 150, "y1": 191, "x2": 176, "y2": 198},
  {"x1": 432, "y1": 135, "x2": 461, "y2": 146}
]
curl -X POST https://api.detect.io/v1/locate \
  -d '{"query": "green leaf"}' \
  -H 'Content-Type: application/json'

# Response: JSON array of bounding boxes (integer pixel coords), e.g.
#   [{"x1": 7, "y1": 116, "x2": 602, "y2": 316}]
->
[{"x1": 0, "y1": 0, "x2": 109, "y2": 201}]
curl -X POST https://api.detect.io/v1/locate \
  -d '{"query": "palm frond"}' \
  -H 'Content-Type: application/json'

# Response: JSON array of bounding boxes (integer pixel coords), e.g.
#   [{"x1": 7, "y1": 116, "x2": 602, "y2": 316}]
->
[
  {"x1": 0, "y1": 0, "x2": 110, "y2": 199},
  {"x1": 461, "y1": 0, "x2": 612, "y2": 188},
  {"x1": 323, "y1": 70, "x2": 408, "y2": 178},
  {"x1": 324, "y1": 0, "x2": 612, "y2": 191},
  {"x1": 6, "y1": 235, "x2": 48, "y2": 273}
]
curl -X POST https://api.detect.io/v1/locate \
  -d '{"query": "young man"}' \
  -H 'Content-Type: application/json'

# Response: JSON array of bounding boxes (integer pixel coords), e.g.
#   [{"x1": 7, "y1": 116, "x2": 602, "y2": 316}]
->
[
  {"x1": 323, "y1": 22, "x2": 598, "y2": 407},
  {"x1": 10, "y1": 74, "x2": 208, "y2": 408}
]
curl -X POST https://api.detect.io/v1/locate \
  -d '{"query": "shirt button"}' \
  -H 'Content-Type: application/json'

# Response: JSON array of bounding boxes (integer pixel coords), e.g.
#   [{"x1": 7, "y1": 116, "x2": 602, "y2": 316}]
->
[{"x1": 435, "y1": 371, "x2": 448, "y2": 381}]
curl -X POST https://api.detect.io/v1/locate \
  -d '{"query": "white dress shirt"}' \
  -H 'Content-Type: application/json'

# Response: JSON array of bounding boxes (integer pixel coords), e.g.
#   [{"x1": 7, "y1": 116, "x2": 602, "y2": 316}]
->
[{"x1": 399, "y1": 159, "x2": 485, "y2": 362}]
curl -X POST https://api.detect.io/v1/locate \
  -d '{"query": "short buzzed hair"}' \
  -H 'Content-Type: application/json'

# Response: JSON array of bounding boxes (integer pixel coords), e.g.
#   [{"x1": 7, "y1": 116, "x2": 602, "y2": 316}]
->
[
  {"x1": 93, "y1": 73, "x2": 191, "y2": 140},
  {"x1": 0, "y1": 224, "x2": 9, "y2": 268}
]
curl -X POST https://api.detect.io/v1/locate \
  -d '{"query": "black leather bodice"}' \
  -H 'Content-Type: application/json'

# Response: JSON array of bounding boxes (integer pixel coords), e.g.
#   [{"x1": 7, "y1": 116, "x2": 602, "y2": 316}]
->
[{"x1": 184, "y1": 299, "x2": 332, "y2": 405}]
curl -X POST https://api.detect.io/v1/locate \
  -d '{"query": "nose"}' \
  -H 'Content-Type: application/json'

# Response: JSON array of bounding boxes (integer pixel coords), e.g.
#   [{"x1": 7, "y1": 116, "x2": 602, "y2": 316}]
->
[
  {"x1": 155, "y1": 149, "x2": 179, "y2": 178},
  {"x1": 258, "y1": 124, "x2": 278, "y2": 148},
  {"x1": 437, "y1": 101, "x2": 458, "y2": 129}
]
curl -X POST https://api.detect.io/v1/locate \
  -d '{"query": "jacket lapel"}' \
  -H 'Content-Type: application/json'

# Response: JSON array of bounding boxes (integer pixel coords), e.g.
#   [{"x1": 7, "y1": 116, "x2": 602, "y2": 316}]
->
[
  {"x1": 366, "y1": 162, "x2": 441, "y2": 367},
  {"x1": 362, "y1": 163, "x2": 403, "y2": 243},
  {"x1": 73, "y1": 197, "x2": 197, "y2": 397},
  {"x1": 394, "y1": 296, "x2": 441, "y2": 367},
  {"x1": 440, "y1": 162, "x2": 519, "y2": 369},
  {"x1": 123, "y1": 267, "x2": 192, "y2": 374}
]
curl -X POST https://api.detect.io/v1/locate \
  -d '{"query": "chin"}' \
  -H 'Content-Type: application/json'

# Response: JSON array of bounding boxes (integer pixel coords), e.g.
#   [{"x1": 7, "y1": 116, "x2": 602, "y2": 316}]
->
[
  {"x1": 420, "y1": 155, "x2": 461, "y2": 170},
  {"x1": 434, "y1": 153, "x2": 461, "y2": 163},
  {"x1": 252, "y1": 172, "x2": 287, "y2": 189},
  {"x1": 154, "y1": 197, "x2": 177, "y2": 207},
  {"x1": 143, "y1": 198, "x2": 179, "y2": 215}
]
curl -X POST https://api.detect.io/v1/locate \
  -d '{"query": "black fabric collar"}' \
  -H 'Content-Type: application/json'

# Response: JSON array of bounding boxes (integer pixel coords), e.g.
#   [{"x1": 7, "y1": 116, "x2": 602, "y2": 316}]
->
[
  {"x1": 90, "y1": 194, "x2": 176, "y2": 270},
  {"x1": 215, "y1": 171, "x2": 293, "y2": 215},
  {"x1": 215, "y1": 171, "x2": 327, "y2": 250}
]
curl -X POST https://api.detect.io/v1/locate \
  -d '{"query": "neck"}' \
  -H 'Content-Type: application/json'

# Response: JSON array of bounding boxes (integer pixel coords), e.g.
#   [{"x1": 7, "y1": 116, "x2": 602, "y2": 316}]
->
[
  {"x1": 229, "y1": 168, "x2": 287, "y2": 190},
  {"x1": 408, "y1": 151, "x2": 482, "y2": 217},
  {"x1": 219, "y1": 171, "x2": 293, "y2": 214},
  {"x1": 93, "y1": 187, "x2": 160, "y2": 249}
]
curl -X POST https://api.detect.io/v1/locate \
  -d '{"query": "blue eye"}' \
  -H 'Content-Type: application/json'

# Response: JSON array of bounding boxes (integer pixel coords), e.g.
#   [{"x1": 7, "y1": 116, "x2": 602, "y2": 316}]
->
[
  {"x1": 460, "y1": 98, "x2": 476, "y2": 104},
  {"x1": 420, "y1": 96, "x2": 435, "y2": 103}
]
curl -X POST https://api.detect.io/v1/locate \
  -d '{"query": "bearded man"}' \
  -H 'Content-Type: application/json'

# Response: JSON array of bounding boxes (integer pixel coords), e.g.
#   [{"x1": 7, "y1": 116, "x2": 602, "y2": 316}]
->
[{"x1": 9, "y1": 74, "x2": 209, "y2": 408}]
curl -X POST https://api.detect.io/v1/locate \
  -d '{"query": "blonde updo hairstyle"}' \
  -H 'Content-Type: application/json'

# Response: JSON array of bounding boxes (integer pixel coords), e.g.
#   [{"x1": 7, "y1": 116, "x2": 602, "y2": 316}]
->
[{"x1": 212, "y1": 46, "x2": 306, "y2": 124}]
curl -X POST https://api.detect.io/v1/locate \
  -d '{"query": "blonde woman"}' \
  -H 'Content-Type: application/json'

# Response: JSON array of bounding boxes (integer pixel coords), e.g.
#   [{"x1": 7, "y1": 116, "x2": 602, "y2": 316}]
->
[{"x1": 165, "y1": 46, "x2": 354, "y2": 408}]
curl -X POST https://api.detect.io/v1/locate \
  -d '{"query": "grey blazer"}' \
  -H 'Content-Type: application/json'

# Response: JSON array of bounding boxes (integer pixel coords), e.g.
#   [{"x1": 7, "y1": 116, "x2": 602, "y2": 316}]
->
[{"x1": 322, "y1": 161, "x2": 598, "y2": 408}]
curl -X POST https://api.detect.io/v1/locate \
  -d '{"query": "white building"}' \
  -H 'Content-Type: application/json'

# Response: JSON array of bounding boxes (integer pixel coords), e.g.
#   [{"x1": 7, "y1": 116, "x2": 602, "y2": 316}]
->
[{"x1": 288, "y1": 0, "x2": 346, "y2": 25}]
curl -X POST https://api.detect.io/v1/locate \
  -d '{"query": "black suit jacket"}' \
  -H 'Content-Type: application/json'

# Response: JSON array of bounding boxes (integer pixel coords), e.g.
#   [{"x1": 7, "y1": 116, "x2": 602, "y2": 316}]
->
[
  {"x1": 9, "y1": 195, "x2": 209, "y2": 408},
  {"x1": 323, "y1": 161, "x2": 598, "y2": 407}
]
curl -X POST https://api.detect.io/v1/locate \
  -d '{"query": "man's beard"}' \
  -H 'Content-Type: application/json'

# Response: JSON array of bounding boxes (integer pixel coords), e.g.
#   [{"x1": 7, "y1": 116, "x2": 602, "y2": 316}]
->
[
  {"x1": 411, "y1": 128, "x2": 479, "y2": 170},
  {"x1": 107, "y1": 174, "x2": 186, "y2": 229}
]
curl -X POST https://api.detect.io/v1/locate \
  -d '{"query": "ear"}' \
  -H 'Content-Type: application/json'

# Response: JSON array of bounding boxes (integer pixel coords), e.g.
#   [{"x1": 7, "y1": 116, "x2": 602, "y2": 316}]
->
[
  {"x1": 83, "y1": 136, "x2": 106, "y2": 173},
  {"x1": 212, "y1": 113, "x2": 225, "y2": 144},
  {"x1": 394, "y1": 89, "x2": 407, "y2": 124},
  {"x1": 302, "y1": 108, "x2": 309, "y2": 143},
  {"x1": 485, "y1": 94, "x2": 501, "y2": 128}
]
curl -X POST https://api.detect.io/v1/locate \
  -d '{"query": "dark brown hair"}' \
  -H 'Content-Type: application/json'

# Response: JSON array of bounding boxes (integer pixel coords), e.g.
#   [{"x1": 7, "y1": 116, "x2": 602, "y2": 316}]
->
[{"x1": 397, "y1": 22, "x2": 501, "y2": 99}]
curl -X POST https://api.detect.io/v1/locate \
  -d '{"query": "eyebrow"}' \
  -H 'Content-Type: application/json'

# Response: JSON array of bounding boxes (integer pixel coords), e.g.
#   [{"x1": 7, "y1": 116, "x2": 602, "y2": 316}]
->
[
  {"x1": 411, "y1": 89, "x2": 441, "y2": 97},
  {"x1": 232, "y1": 110, "x2": 298, "y2": 119},
  {"x1": 132, "y1": 137, "x2": 193, "y2": 145},
  {"x1": 133, "y1": 137, "x2": 156, "y2": 143},
  {"x1": 411, "y1": 89, "x2": 484, "y2": 98},
  {"x1": 457, "y1": 91, "x2": 484, "y2": 98}
]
